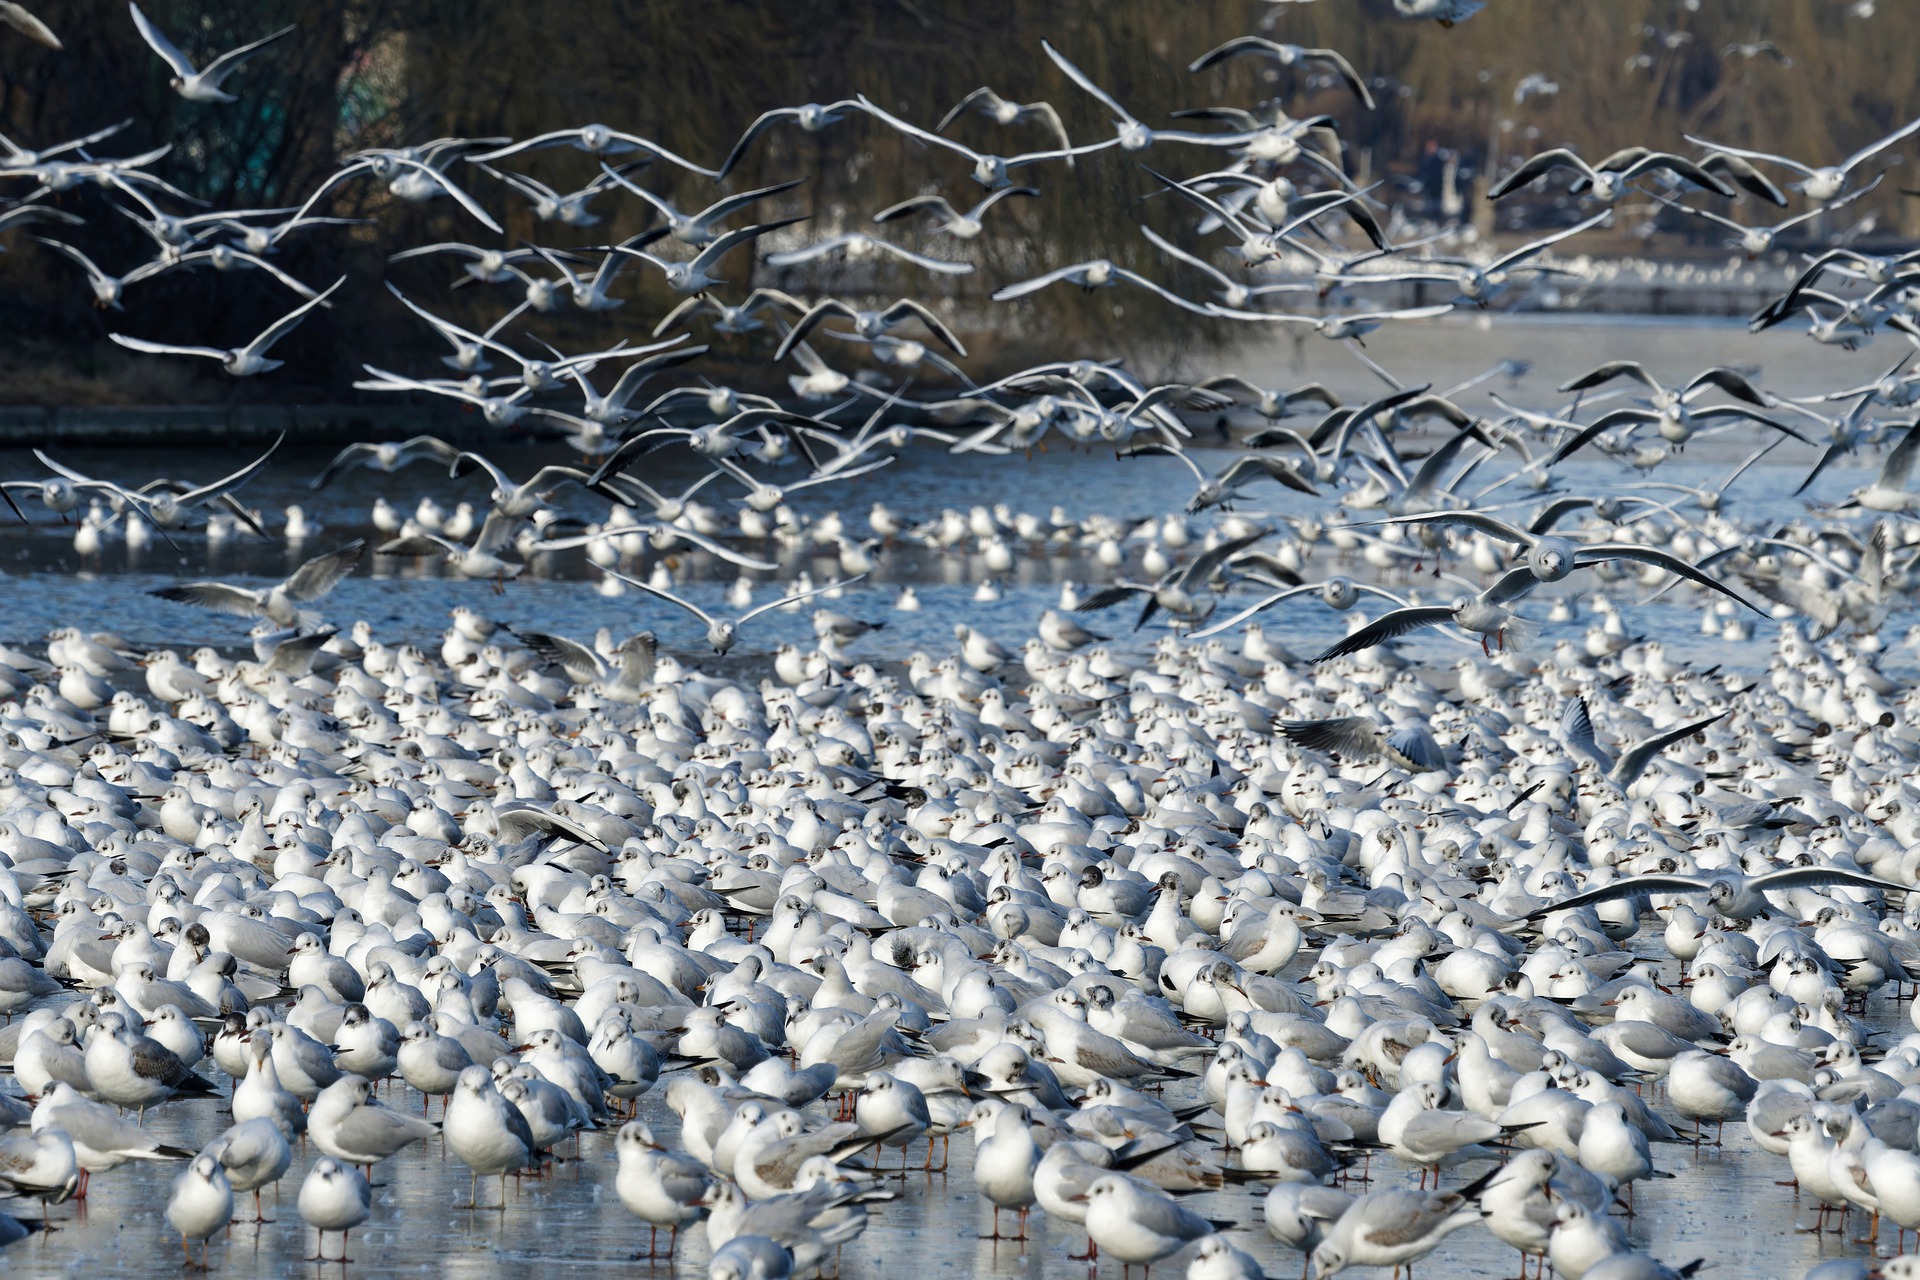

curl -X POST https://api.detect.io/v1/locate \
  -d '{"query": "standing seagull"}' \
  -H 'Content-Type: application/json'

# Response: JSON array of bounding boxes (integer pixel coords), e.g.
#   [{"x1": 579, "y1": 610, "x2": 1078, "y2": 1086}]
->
[
  {"x1": 110, "y1": 277, "x2": 343, "y2": 376},
  {"x1": 298, "y1": 1158, "x2": 371, "y2": 1263},
  {"x1": 127, "y1": 2, "x2": 293, "y2": 103}
]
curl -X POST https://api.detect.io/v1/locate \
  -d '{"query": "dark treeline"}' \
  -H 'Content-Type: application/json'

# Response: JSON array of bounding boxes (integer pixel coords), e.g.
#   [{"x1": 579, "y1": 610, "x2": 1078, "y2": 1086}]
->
[{"x1": 1, "y1": 0, "x2": 1914, "y2": 403}]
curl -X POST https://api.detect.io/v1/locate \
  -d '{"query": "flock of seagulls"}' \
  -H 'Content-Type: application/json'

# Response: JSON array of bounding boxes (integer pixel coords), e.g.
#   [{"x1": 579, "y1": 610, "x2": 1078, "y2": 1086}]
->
[{"x1": 15, "y1": 4, "x2": 1920, "y2": 1280}]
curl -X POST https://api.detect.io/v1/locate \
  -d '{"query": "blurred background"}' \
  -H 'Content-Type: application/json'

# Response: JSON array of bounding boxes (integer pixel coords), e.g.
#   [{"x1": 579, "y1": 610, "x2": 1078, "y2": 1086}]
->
[{"x1": 2, "y1": 0, "x2": 1915, "y2": 405}]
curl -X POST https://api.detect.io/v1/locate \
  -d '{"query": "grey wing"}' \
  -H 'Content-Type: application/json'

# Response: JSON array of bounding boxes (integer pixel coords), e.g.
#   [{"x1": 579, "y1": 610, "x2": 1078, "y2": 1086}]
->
[
  {"x1": 1576, "y1": 545, "x2": 1764, "y2": 613},
  {"x1": 1526, "y1": 875, "x2": 1713, "y2": 919},
  {"x1": 823, "y1": 1011, "x2": 900, "y2": 1074},
  {"x1": 1187, "y1": 584, "x2": 1318, "y2": 638},
  {"x1": 502, "y1": 1101, "x2": 537, "y2": 1158},
  {"x1": 1215, "y1": 455, "x2": 1317, "y2": 496},
  {"x1": 1879, "y1": 424, "x2": 1920, "y2": 491},
  {"x1": 1360, "y1": 1197, "x2": 1474, "y2": 1249},
  {"x1": 150, "y1": 582, "x2": 264, "y2": 617},
  {"x1": 129, "y1": 1037, "x2": 193, "y2": 1085},
  {"x1": 1386, "y1": 511, "x2": 1533, "y2": 545},
  {"x1": 1306, "y1": 47, "x2": 1375, "y2": 109},
  {"x1": 1385, "y1": 726, "x2": 1448, "y2": 772},
  {"x1": 308, "y1": 442, "x2": 377, "y2": 490},
  {"x1": 1175, "y1": 526, "x2": 1275, "y2": 588},
  {"x1": 657, "y1": 1154, "x2": 713, "y2": 1205},
  {"x1": 1481, "y1": 568, "x2": 1541, "y2": 606},
  {"x1": 1686, "y1": 367, "x2": 1771, "y2": 408},
  {"x1": 693, "y1": 217, "x2": 801, "y2": 272},
  {"x1": 176, "y1": 431, "x2": 281, "y2": 505},
  {"x1": 1748, "y1": 867, "x2": 1910, "y2": 897},
  {"x1": 1041, "y1": 39, "x2": 1135, "y2": 123},
  {"x1": 1611, "y1": 710, "x2": 1731, "y2": 787},
  {"x1": 1559, "y1": 696, "x2": 1600, "y2": 752},
  {"x1": 1311, "y1": 607, "x2": 1454, "y2": 663},
  {"x1": 514, "y1": 630, "x2": 606, "y2": 678},
  {"x1": 196, "y1": 24, "x2": 293, "y2": 83},
  {"x1": 337, "y1": 1105, "x2": 436, "y2": 1155},
  {"x1": 284, "y1": 540, "x2": 365, "y2": 601},
  {"x1": 1546, "y1": 409, "x2": 1659, "y2": 466},
  {"x1": 470, "y1": 510, "x2": 523, "y2": 555},
  {"x1": 1557, "y1": 361, "x2": 1657, "y2": 395},
  {"x1": 127, "y1": 2, "x2": 195, "y2": 76},
  {"x1": 1404, "y1": 421, "x2": 1490, "y2": 501},
  {"x1": 260, "y1": 629, "x2": 336, "y2": 676},
  {"x1": 246, "y1": 278, "x2": 346, "y2": 357},
  {"x1": 1527, "y1": 497, "x2": 1595, "y2": 533},
  {"x1": 494, "y1": 805, "x2": 611, "y2": 853},
  {"x1": 1281, "y1": 717, "x2": 1385, "y2": 759},
  {"x1": 1488, "y1": 149, "x2": 1587, "y2": 199}
]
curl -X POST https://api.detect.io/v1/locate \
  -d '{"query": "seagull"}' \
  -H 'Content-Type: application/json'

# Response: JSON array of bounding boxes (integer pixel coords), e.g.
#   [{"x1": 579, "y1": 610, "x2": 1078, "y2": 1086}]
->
[
  {"x1": 165, "y1": 1154, "x2": 232, "y2": 1269},
  {"x1": 1137, "y1": 225, "x2": 1316, "y2": 310},
  {"x1": 1686, "y1": 116, "x2": 1920, "y2": 202},
  {"x1": 309, "y1": 1076, "x2": 439, "y2": 1168},
  {"x1": 1322, "y1": 209, "x2": 1613, "y2": 307},
  {"x1": 766, "y1": 231, "x2": 973, "y2": 277},
  {"x1": 443, "y1": 1066, "x2": 540, "y2": 1210},
  {"x1": 1043, "y1": 40, "x2": 1260, "y2": 154},
  {"x1": 308, "y1": 437, "x2": 462, "y2": 490},
  {"x1": 473, "y1": 163, "x2": 629, "y2": 226},
  {"x1": 200, "y1": 1118, "x2": 292, "y2": 1225},
  {"x1": 1367, "y1": 512, "x2": 1767, "y2": 610},
  {"x1": 1119, "y1": 442, "x2": 1318, "y2": 511},
  {"x1": 1309, "y1": 571, "x2": 1539, "y2": 661},
  {"x1": 127, "y1": 2, "x2": 292, "y2": 103},
  {"x1": 1074, "y1": 1175, "x2": 1234, "y2": 1271},
  {"x1": 604, "y1": 570, "x2": 866, "y2": 656},
  {"x1": 1187, "y1": 37, "x2": 1375, "y2": 109},
  {"x1": 1489, "y1": 147, "x2": 1737, "y2": 202},
  {"x1": 654, "y1": 288, "x2": 808, "y2": 336},
  {"x1": 614, "y1": 218, "x2": 804, "y2": 293},
  {"x1": 31, "y1": 236, "x2": 174, "y2": 309},
  {"x1": 147, "y1": 540, "x2": 364, "y2": 627},
  {"x1": 855, "y1": 93, "x2": 1118, "y2": 189},
  {"x1": 467, "y1": 125, "x2": 718, "y2": 176},
  {"x1": 1651, "y1": 176, "x2": 1880, "y2": 258},
  {"x1": 1316, "y1": 1182, "x2": 1496, "y2": 1277},
  {"x1": 774, "y1": 297, "x2": 966, "y2": 361},
  {"x1": 989, "y1": 256, "x2": 1215, "y2": 311},
  {"x1": 297, "y1": 1158, "x2": 370, "y2": 1263},
  {"x1": 36, "y1": 432, "x2": 283, "y2": 532},
  {"x1": 716, "y1": 102, "x2": 864, "y2": 179},
  {"x1": 602, "y1": 169, "x2": 802, "y2": 247},
  {"x1": 873, "y1": 186, "x2": 1038, "y2": 241},
  {"x1": 616, "y1": 1121, "x2": 713, "y2": 1257},
  {"x1": 109, "y1": 276, "x2": 343, "y2": 375},
  {"x1": 935, "y1": 88, "x2": 1074, "y2": 153}
]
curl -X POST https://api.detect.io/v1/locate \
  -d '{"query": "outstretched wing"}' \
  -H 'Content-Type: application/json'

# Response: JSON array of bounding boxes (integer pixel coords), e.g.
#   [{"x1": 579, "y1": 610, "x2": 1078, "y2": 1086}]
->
[
  {"x1": 1310, "y1": 606, "x2": 1453, "y2": 663},
  {"x1": 284, "y1": 540, "x2": 365, "y2": 601},
  {"x1": 1525, "y1": 874, "x2": 1715, "y2": 920},
  {"x1": 1610, "y1": 710, "x2": 1730, "y2": 787}
]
